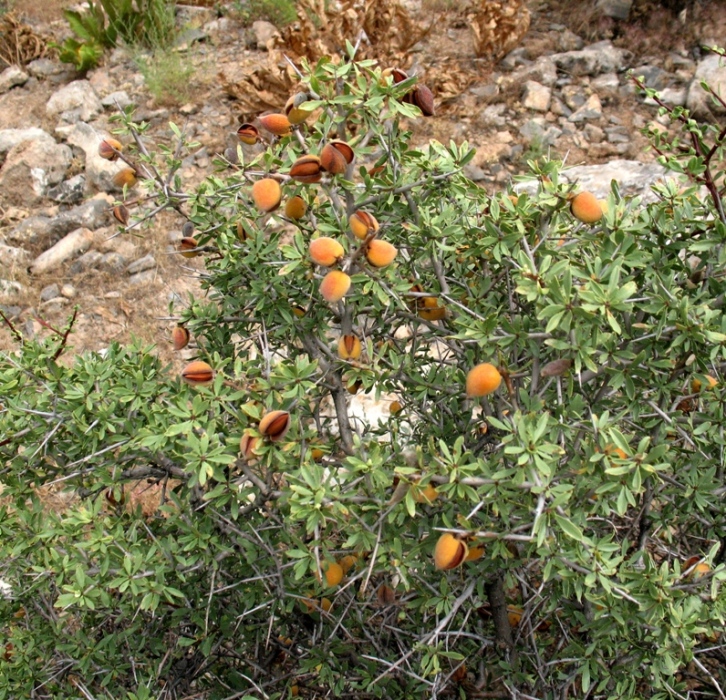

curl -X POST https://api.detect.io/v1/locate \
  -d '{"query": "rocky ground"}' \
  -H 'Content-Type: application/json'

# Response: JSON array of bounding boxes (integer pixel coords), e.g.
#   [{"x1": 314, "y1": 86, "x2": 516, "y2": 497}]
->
[{"x1": 1, "y1": 0, "x2": 726, "y2": 367}]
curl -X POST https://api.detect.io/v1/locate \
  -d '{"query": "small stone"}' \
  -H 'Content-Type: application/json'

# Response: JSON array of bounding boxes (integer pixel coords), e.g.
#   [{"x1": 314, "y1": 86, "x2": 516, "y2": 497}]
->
[
  {"x1": 0, "y1": 128, "x2": 51, "y2": 156},
  {"x1": 128, "y1": 269, "x2": 157, "y2": 286},
  {"x1": 550, "y1": 97, "x2": 571, "y2": 117},
  {"x1": 470, "y1": 83, "x2": 500, "y2": 102},
  {"x1": 126, "y1": 254, "x2": 156, "y2": 275},
  {"x1": 0, "y1": 66, "x2": 29, "y2": 93},
  {"x1": 0, "y1": 242, "x2": 30, "y2": 265},
  {"x1": 522, "y1": 81, "x2": 552, "y2": 112},
  {"x1": 40, "y1": 284, "x2": 61, "y2": 302},
  {"x1": 0, "y1": 280, "x2": 24, "y2": 300},
  {"x1": 70, "y1": 250, "x2": 103, "y2": 275},
  {"x1": 561, "y1": 85, "x2": 587, "y2": 110},
  {"x1": 556, "y1": 29, "x2": 584, "y2": 52},
  {"x1": 596, "y1": 0, "x2": 632, "y2": 20},
  {"x1": 27, "y1": 58, "x2": 64, "y2": 78},
  {"x1": 252, "y1": 20, "x2": 280, "y2": 50},
  {"x1": 61, "y1": 284, "x2": 76, "y2": 298},
  {"x1": 644, "y1": 87, "x2": 687, "y2": 107},
  {"x1": 584, "y1": 124, "x2": 605, "y2": 143},
  {"x1": 101, "y1": 252, "x2": 127, "y2": 271},
  {"x1": 179, "y1": 103, "x2": 198, "y2": 115},
  {"x1": 100, "y1": 90, "x2": 133, "y2": 110},
  {"x1": 47, "y1": 174, "x2": 86, "y2": 204},
  {"x1": 569, "y1": 94, "x2": 603, "y2": 122}
]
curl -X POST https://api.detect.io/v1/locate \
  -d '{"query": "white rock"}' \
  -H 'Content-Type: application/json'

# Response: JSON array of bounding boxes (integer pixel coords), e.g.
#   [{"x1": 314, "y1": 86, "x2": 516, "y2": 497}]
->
[
  {"x1": 46, "y1": 80, "x2": 103, "y2": 122},
  {"x1": 687, "y1": 54, "x2": 726, "y2": 116},
  {"x1": 0, "y1": 128, "x2": 50, "y2": 156},
  {"x1": 29, "y1": 227, "x2": 96, "y2": 275},
  {"x1": 522, "y1": 81, "x2": 552, "y2": 112},
  {"x1": 0, "y1": 66, "x2": 29, "y2": 93}
]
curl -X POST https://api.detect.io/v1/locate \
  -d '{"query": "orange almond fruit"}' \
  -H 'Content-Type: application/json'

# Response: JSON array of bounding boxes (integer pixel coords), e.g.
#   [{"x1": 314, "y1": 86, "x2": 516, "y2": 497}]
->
[
  {"x1": 322, "y1": 560, "x2": 344, "y2": 588},
  {"x1": 113, "y1": 167, "x2": 138, "y2": 189},
  {"x1": 252, "y1": 178, "x2": 282, "y2": 213},
  {"x1": 320, "y1": 270, "x2": 351, "y2": 302},
  {"x1": 258, "y1": 113, "x2": 292, "y2": 136},
  {"x1": 309, "y1": 237, "x2": 344, "y2": 267},
  {"x1": 259, "y1": 410, "x2": 291, "y2": 442},
  {"x1": 172, "y1": 325, "x2": 190, "y2": 350},
  {"x1": 366, "y1": 239, "x2": 397, "y2": 268},
  {"x1": 99, "y1": 138, "x2": 123, "y2": 161},
  {"x1": 285, "y1": 195, "x2": 307, "y2": 220},
  {"x1": 570, "y1": 191, "x2": 603, "y2": 224},
  {"x1": 465, "y1": 363, "x2": 502, "y2": 397}
]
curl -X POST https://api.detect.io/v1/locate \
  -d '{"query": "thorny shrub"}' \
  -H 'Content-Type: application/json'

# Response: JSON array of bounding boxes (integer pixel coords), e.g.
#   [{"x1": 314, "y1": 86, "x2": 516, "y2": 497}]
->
[{"x1": 1, "y1": 47, "x2": 726, "y2": 700}]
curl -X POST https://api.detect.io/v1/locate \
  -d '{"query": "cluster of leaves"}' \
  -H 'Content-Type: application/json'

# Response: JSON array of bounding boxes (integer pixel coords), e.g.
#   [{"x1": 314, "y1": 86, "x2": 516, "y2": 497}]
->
[
  {"x1": 55, "y1": 0, "x2": 176, "y2": 73},
  {"x1": 2, "y1": 49, "x2": 726, "y2": 700}
]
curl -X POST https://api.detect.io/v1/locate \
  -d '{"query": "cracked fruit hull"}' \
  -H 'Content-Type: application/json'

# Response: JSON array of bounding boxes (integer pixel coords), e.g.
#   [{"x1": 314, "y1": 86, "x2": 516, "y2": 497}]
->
[
  {"x1": 466, "y1": 363, "x2": 502, "y2": 397},
  {"x1": 289, "y1": 154, "x2": 323, "y2": 183},
  {"x1": 181, "y1": 361, "x2": 214, "y2": 386},
  {"x1": 338, "y1": 334, "x2": 362, "y2": 360},
  {"x1": 259, "y1": 410, "x2": 291, "y2": 442},
  {"x1": 570, "y1": 191, "x2": 603, "y2": 224},
  {"x1": 252, "y1": 178, "x2": 282, "y2": 212},
  {"x1": 99, "y1": 138, "x2": 123, "y2": 161},
  {"x1": 434, "y1": 533, "x2": 468, "y2": 570},
  {"x1": 320, "y1": 270, "x2": 351, "y2": 302},
  {"x1": 309, "y1": 237, "x2": 344, "y2": 267},
  {"x1": 179, "y1": 237, "x2": 199, "y2": 258},
  {"x1": 349, "y1": 210, "x2": 379, "y2": 240},
  {"x1": 237, "y1": 123, "x2": 260, "y2": 145}
]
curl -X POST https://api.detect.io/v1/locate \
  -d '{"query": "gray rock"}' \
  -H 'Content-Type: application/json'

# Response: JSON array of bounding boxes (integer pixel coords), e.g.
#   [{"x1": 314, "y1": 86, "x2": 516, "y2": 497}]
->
[
  {"x1": 551, "y1": 41, "x2": 632, "y2": 77},
  {"x1": 632, "y1": 64, "x2": 669, "y2": 90},
  {"x1": 584, "y1": 124, "x2": 605, "y2": 143},
  {"x1": 0, "y1": 280, "x2": 24, "y2": 301},
  {"x1": 173, "y1": 27, "x2": 207, "y2": 50},
  {"x1": 0, "y1": 134, "x2": 72, "y2": 206},
  {"x1": 522, "y1": 81, "x2": 551, "y2": 112},
  {"x1": 0, "y1": 128, "x2": 51, "y2": 156},
  {"x1": 519, "y1": 118, "x2": 561, "y2": 146},
  {"x1": 556, "y1": 29, "x2": 584, "y2": 52},
  {"x1": 644, "y1": 87, "x2": 687, "y2": 107},
  {"x1": 550, "y1": 97, "x2": 571, "y2": 117},
  {"x1": 128, "y1": 269, "x2": 157, "y2": 286},
  {"x1": 606, "y1": 129, "x2": 630, "y2": 143},
  {"x1": 0, "y1": 66, "x2": 29, "y2": 93},
  {"x1": 478, "y1": 104, "x2": 508, "y2": 127},
  {"x1": 591, "y1": 72, "x2": 621, "y2": 97},
  {"x1": 70, "y1": 249, "x2": 104, "y2": 276},
  {"x1": 500, "y1": 47, "x2": 529, "y2": 71},
  {"x1": 47, "y1": 174, "x2": 86, "y2": 204},
  {"x1": 252, "y1": 20, "x2": 280, "y2": 50},
  {"x1": 6, "y1": 198, "x2": 110, "y2": 246},
  {"x1": 40, "y1": 284, "x2": 60, "y2": 302},
  {"x1": 596, "y1": 0, "x2": 632, "y2": 20},
  {"x1": 27, "y1": 58, "x2": 65, "y2": 78},
  {"x1": 562, "y1": 160, "x2": 667, "y2": 200},
  {"x1": 126, "y1": 253, "x2": 156, "y2": 275},
  {"x1": 46, "y1": 80, "x2": 103, "y2": 122},
  {"x1": 569, "y1": 94, "x2": 603, "y2": 122},
  {"x1": 0, "y1": 242, "x2": 30, "y2": 265},
  {"x1": 687, "y1": 54, "x2": 726, "y2": 117},
  {"x1": 470, "y1": 83, "x2": 500, "y2": 102},
  {"x1": 100, "y1": 252, "x2": 127, "y2": 271},
  {"x1": 505, "y1": 57, "x2": 558, "y2": 88},
  {"x1": 561, "y1": 85, "x2": 587, "y2": 110},
  {"x1": 55, "y1": 121, "x2": 126, "y2": 192},
  {"x1": 100, "y1": 90, "x2": 133, "y2": 110}
]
